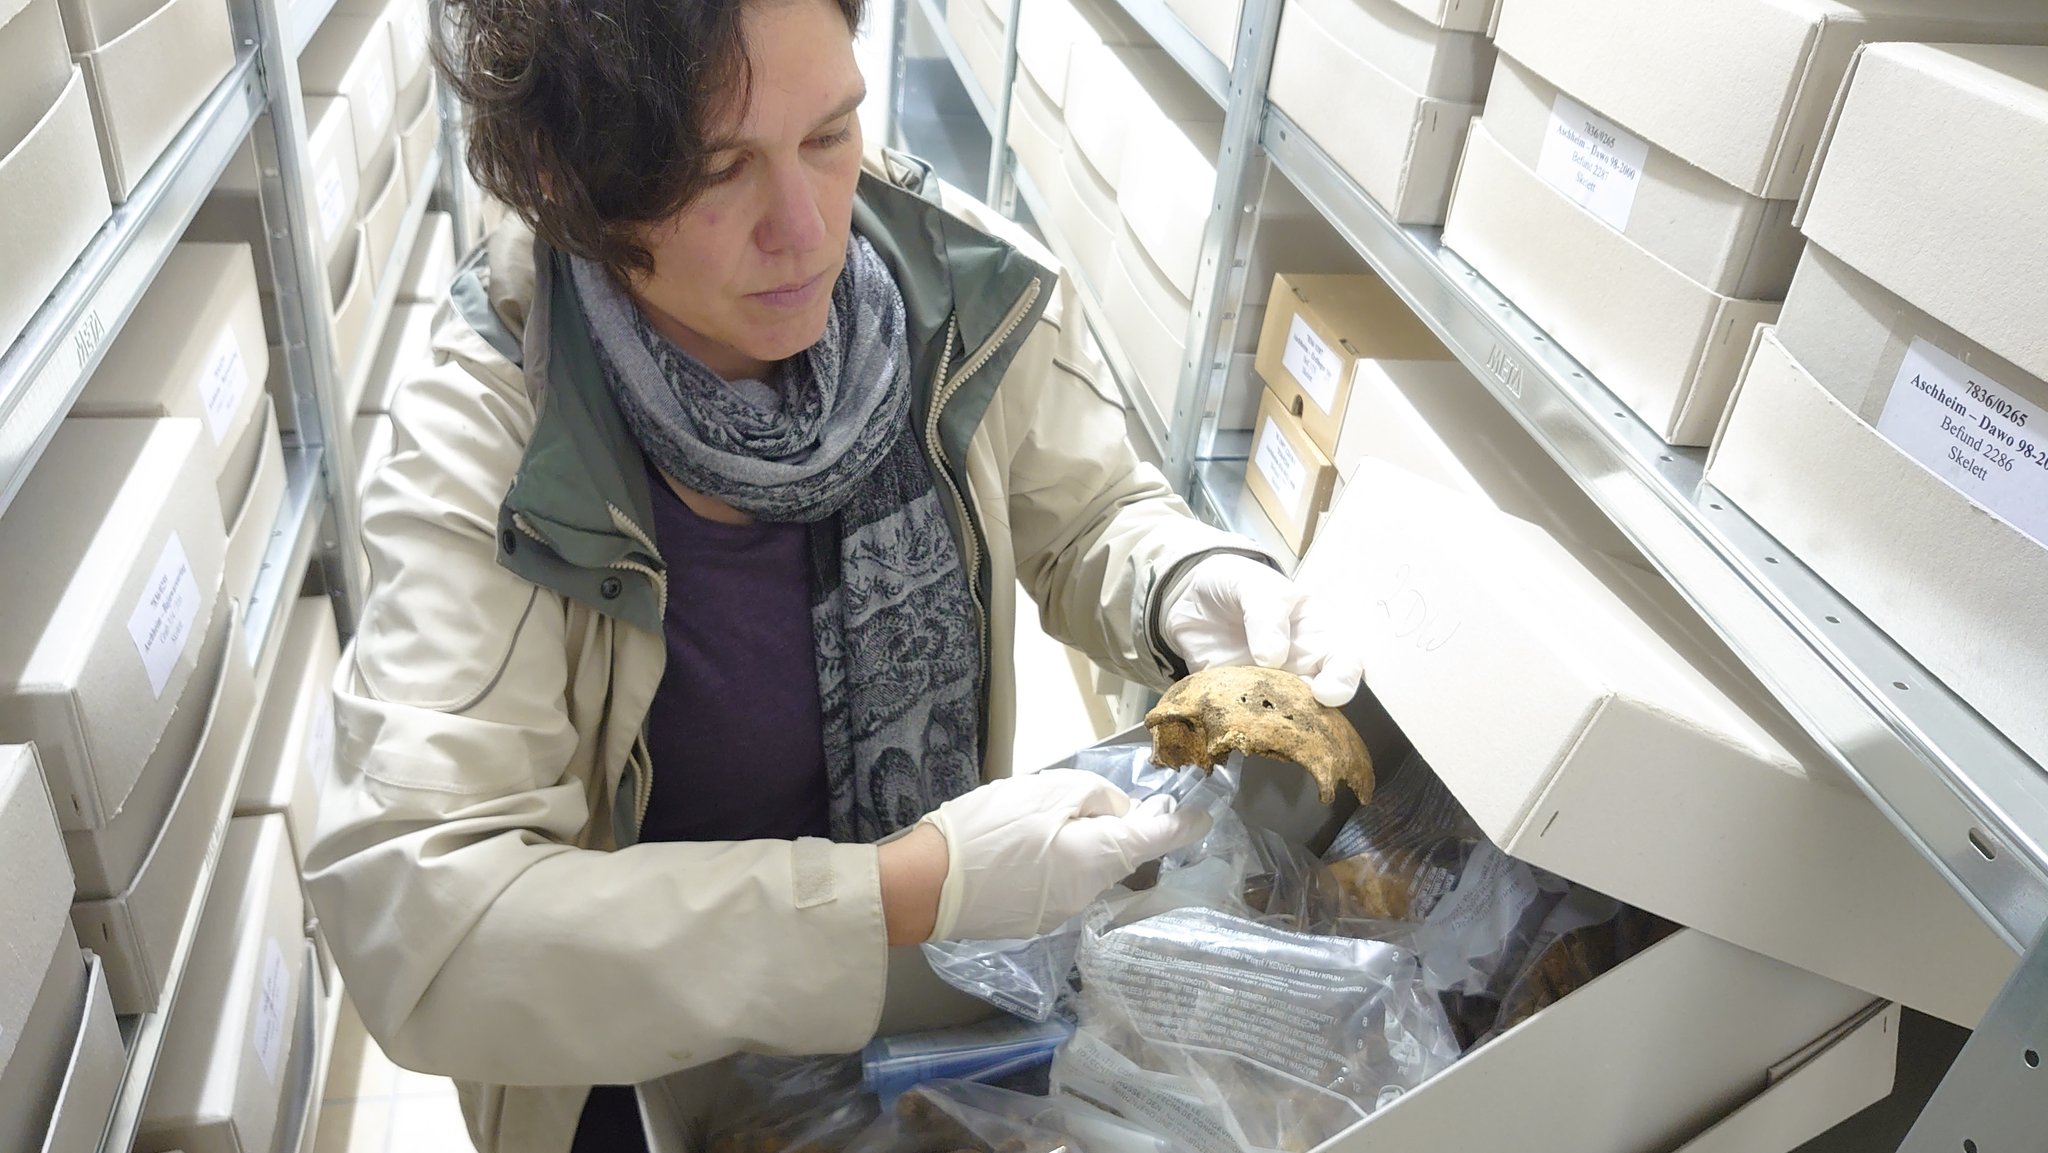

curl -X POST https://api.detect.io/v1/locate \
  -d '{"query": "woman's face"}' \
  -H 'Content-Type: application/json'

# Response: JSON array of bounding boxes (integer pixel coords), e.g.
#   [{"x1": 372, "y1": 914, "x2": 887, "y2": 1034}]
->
[{"x1": 628, "y1": 0, "x2": 868, "y2": 381}]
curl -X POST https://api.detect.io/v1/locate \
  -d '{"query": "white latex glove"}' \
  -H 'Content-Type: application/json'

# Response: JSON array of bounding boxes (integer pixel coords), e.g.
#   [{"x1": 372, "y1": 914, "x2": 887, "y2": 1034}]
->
[
  {"x1": 1161, "y1": 553, "x2": 1365, "y2": 708},
  {"x1": 921, "y1": 769, "x2": 1213, "y2": 941}
]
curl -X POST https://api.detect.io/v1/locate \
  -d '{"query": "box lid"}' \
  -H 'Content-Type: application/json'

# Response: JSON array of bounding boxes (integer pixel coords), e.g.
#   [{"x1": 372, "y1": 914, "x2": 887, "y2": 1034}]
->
[
  {"x1": 1, "y1": 745, "x2": 74, "y2": 1072},
  {"x1": 0, "y1": 0, "x2": 72, "y2": 151},
  {"x1": 54, "y1": 0, "x2": 155, "y2": 51},
  {"x1": 1297, "y1": 459, "x2": 2015, "y2": 1025},
  {"x1": 1116, "y1": 114, "x2": 1221, "y2": 300},
  {"x1": 1494, "y1": 0, "x2": 2048, "y2": 200},
  {"x1": 1800, "y1": 41, "x2": 2048, "y2": 384},
  {"x1": 235, "y1": 598, "x2": 339, "y2": 854},
  {"x1": 1063, "y1": 41, "x2": 1218, "y2": 194},
  {"x1": 1290, "y1": 0, "x2": 1494, "y2": 101}
]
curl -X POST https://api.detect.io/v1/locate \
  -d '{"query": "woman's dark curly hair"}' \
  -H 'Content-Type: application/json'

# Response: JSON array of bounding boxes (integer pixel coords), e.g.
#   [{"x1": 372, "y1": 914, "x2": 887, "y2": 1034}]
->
[{"x1": 436, "y1": 0, "x2": 865, "y2": 277}]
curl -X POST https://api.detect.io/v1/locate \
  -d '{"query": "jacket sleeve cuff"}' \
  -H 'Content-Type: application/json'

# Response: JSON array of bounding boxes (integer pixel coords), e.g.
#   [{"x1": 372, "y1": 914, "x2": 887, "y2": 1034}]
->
[{"x1": 1143, "y1": 545, "x2": 1285, "y2": 683}]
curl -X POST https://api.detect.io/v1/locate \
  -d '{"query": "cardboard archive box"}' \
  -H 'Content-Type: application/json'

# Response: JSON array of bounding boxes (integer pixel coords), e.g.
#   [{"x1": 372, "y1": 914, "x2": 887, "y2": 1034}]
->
[
  {"x1": 138, "y1": 814, "x2": 310, "y2": 1153},
  {"x1": 235, "y1": 597, "x2": 341, "y2": 868},
  {"x1": 0, "y1": 0, "x2": 111, "y2": 353},
  {"x1": 1006, "y1": 53, "x2": 1063, "y2": 197},
  {"x1": 305, "y1": 97, "x2": 363, "y2": 269},
  {"x1": 72, "y1": 597, "x2": 259, "y2": 1014},
  {"x1": 353, "y1": 414, "x2": 395, "y2": 587},
  {"x1": 396, "y1": 66, "x2": 439, "y2": 192},
  {"x1": 70, "y1": 243, "x2": 273, "y2": 525},
  {"x1": 1269, "y1": 0, "x2": 1494, "y2": 225},
  {"x1": 1253, "y1": 270, "x2": 1448, "y2": 457},
  {"x1": 1, "y1": 744, "x2": 76, "y2": 1077},
  {"x1": 58, "y1": 0, "x2": 233, "y2": 202},
  {"x1": 1707, "y1": 42, "x2": 2048, "y2": 773},
  {"x1": 0, "y1": 925, "x2": 123, "y2": 1153},
  {"x1": 356, "y1": 300, "x2": 434, "y2": 415},
  {"x1": 1013, "y1": 0, "x2": 1146, "y2": 118},
  {"x1": 1063, "y1": 41, "x2": 1217, "y2": 210},
  {"x1": 359, "y1": 131, "x2": 409, "y2": 298},
  {"x1": 947, "y1": 0, "x2": 1003, "y2": 108},
  {"x1": 1443, "y1": 0, "x2": 2048, "y2": 446},
  {"x1": 1247, "y1": 387, "x2": 1337, "y2": 554},
  {"x1": 1165, "y1": 0, "x2": 1239, "y2": 65},
  {"x1": 329, "y1": 223, "x2": 376, "y2": 389},
  {"x1": 299, "y1": 13, "x2": 396, "y2": 179},
  {"x1": 398, "y1": 210, "x2": 455, "y2": 304},
  {"x1": 0, "y1": 418, "x2": 226, "y2": 831},
  {"x1": 1297, "y1": 459, "x2": 2016, "y2": 1026}
]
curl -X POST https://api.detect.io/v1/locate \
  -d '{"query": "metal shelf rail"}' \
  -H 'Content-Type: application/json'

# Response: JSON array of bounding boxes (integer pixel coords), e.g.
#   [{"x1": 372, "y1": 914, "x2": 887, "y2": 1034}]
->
[
  {"x1": 1109, "y1": 0, "x2": 1231, "y2": 106},
  {"x1": 0, "y1": 53, "x2": 264, "y2": 518},
  {"x1": 909, "y1": 0, "x2": 999, "y2": 141}
]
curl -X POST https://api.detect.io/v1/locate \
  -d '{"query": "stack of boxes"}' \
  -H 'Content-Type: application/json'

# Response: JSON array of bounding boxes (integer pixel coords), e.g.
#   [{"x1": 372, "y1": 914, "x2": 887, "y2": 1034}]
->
[
  {"x1": 61, "y1": 0, "x2": 235, "y2": 202},
  {"x1": 948, "y1": 0, "x2": 1008, "y2": 106},
  {"x1": 1707, "y1": 42, "x2": 2048, "y2": 779},
  {"x1": 1165, "y1": 0, "x2": 1242, "y2": 65}
]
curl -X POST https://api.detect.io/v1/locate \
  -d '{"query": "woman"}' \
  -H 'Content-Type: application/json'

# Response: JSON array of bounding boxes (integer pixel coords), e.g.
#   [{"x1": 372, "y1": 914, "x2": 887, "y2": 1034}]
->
[{"x1": 306, "y1": 0, "x2": 1363, "y2": 1148}]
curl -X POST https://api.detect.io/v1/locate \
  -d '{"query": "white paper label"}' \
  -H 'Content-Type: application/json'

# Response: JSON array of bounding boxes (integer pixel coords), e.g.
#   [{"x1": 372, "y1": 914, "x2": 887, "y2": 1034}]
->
[
  {"x1": 1875, "y1": 338, "x2": 2048, "y2": 549},
  {"x1": 362, "y1": 69, "x2": 393, "y2": 138},
  {"x1": 1255, "y1": 417, "x2": 1307, "y2": 515},
  {"x1": 316, "y1": 161, "x2": 348, "y2": 245},
  {"x1": 127, "y1": 535, "x2": 203, "y2": 699},
  {"x1": 305, "y1": 689, "x2": 334, "y2": 799},
  {"x1": 199, "y1": 327, "x2": 250, "y2": 445},
  {"x1": 253, "y1": 937, "x2": 290, "y2": 1084},
  {"x1": 1536, "y1": 92, "x2": 1649, "y2": 232},
  {"x1": 1281, "y1": 313, "x2": 1342, "y2": 415}
]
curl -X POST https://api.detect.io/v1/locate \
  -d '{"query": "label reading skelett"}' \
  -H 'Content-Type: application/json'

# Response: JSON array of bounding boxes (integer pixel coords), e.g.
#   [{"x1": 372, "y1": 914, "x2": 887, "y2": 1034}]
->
[
  {"x1": 1875, "y1": 338, "x2": 2048, "y2": 551},
  {"x1": 127, "y1": 534, "x2": 202, "y2": 699},
  {"x1": 1535, "y1": 92, "x2": 1649, "y2": 232}
]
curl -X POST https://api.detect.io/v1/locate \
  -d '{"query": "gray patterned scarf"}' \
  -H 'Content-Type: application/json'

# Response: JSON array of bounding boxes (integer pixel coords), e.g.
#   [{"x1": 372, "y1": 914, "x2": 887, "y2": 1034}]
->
[{"x1": 571, "y1": 237, "x2": 982, "y2": 842}]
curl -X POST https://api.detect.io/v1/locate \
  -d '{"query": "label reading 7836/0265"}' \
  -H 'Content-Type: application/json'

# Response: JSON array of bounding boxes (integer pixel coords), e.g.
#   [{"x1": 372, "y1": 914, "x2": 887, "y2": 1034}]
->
[{"x1": 1875, "y1": 338, "x2": 2048, "y2": 550}]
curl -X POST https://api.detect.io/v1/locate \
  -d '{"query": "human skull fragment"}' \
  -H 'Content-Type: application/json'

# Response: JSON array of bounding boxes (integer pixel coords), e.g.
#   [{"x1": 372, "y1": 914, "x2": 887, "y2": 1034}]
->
[{"x1": 1144, "y1": 665, "x2": 1374, "y2": 806}]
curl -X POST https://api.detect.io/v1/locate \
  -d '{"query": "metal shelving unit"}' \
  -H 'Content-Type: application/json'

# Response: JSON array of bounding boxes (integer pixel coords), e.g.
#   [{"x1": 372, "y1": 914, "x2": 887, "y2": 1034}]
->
[
  {"x1": 0, "y1": 54, "x2": 264, "y2": 517},
  {"x1": 910, "y1": 0, "x2": 999, "y2": 138},
  {"x1": 243, "y1": 447, "x2": 329, "y2": 669},
  {"x1": 1108, "y1": 0, "x2": 1231, "y2": 106},
  {"x1": 1191, "y1": 457, "x2": 1294, "y2": 571}
]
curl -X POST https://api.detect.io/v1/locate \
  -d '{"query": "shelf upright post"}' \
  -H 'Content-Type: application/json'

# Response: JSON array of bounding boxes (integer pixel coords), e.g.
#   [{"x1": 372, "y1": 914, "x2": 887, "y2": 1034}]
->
[
  {"x1": 983, "y1": 0, "x2": 1024, "y2": 214},
  {"x1": 1161, "y1": 0, "x2": 1283, "y2": 493},
  {"x1": 240, "y1": 0, "x2": 367, "y2": 637},
  {"x1": 1901, "y1": 924, "x2": 2048, "y2": 1152},
  {"x1": 430, "y1": 0, "x2": 473, "y2": 250},
  {"x1": 887, "y1": 0, "x2": 912, "y2": 152}
]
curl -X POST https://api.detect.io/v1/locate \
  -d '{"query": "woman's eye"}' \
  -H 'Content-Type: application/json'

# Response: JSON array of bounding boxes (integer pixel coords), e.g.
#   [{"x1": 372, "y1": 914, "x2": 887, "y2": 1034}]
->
[
  {"x1": 704, "y1": 157, "x2": 745, "y2": 184},
  {"x1": 808, "y1": 125, "x2": 853, "y2": 149}
]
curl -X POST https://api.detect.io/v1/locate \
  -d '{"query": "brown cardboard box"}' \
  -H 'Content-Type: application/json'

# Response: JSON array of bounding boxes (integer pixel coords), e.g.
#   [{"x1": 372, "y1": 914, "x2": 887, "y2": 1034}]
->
[
  {"x1": 1253, "y1": 271, "x2": 1446, "y2": 457},
  {"x1": 1246, "y1": 387, "x2": 1338, "y2": 554}
]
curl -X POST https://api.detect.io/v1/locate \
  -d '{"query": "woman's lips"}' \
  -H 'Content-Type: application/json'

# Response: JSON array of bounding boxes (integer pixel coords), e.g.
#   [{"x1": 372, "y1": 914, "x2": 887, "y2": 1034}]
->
[{"x1": 750, "y1": 271, "x2": 828, "y2": 310}]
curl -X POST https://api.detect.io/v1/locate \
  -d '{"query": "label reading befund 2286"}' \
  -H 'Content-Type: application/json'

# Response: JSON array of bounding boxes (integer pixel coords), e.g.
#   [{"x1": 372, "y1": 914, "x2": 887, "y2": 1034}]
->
[{"x1": 1875, "y1": 338, "x2": 2048, "y2": 550}]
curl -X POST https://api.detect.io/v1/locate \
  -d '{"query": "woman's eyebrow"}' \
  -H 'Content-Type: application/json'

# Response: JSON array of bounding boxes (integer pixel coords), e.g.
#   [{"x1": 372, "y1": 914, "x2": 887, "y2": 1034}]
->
[{"x1": 710, "y1": 88, "x2": 869, "y2": 152}]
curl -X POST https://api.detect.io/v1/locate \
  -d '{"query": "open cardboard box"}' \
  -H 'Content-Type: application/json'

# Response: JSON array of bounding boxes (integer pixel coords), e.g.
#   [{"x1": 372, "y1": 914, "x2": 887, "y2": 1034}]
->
[
  {"x1": 2, "y1": 743, "x2": 75, "y2": 1077},
  {"x1": 1295, "y1": 458, "x2": 2014, "y2": 1026},
  {"x1": 0, "y1": 418, "x2": 227, "y2": 832},
  {"x1": 62, "y1": 0, "x2": 233, "y2": 202},
  {"x1": 74, "y1": 595, "x2": 259, "y2": 1014},
  {"x1": 0, "y1": 926, "x2": 121, "y2": 1153},
  {"x1": 0, "y1": 0, "x2": 111, "y2": 352}
]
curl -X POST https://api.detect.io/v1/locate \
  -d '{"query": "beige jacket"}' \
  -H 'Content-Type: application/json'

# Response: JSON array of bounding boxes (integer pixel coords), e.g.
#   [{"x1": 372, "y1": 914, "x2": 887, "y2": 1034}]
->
[{"x1": 306, "y1": 153, "x2": 1258, "y2": 1153}]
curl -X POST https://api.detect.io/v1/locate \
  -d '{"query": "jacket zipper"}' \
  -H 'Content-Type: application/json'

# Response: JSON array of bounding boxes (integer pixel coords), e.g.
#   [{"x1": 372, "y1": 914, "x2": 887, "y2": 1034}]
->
[{"x1": 924, "y1": 279, "x2": 1043, "y2": 680}]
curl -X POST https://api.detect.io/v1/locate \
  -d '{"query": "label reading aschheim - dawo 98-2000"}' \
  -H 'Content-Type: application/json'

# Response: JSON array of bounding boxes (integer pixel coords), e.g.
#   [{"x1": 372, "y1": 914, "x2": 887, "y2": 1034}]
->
[{"x1": 1875, "y1": 337, "x2": 2048, "y2": 550}]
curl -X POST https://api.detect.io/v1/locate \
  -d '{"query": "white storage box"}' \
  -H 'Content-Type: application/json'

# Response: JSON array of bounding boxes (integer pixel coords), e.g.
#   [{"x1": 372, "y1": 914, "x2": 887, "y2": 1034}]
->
[
  {"x1": 1492, "y1": 0, "x2": 2048, "y2": 203},
  {"x1": 1708, "y1": 318, "x2": 2048, "y2": 779},
  {"x1": 1165, "y1": 0, "x2": 1238, "y2": 65},
  {"x1": 356, "y1": 301, "x2": 435, "y2": 415},
  {"x1": 1100, "y1": 227, "x2": 1190, "y2": 419},
  {"x1": 61, "y1": 0, "x2": 233, "y2": 202},
  {"x1": 1385, "y1": 0, "x2": 1493, "y2": 34},
  {"x1": 1006, "y1": 67, "x2": 1062, "y2": 199},
  {"x1": 0, "y1": 926, "x2": 118, "y2": 1153},
  {"x1": 0, "y1": 418, "x2": 226, "y2": 831},
  {"x1": 0, "y1": 0, "x2": 112, "y2": 353},
  {"x1": 305, "y1": 96, "x2": 362, "y2": 264},
  {"x1": 1, "y1": 743, "x2": 75, "y2": 1075},
  {"x1": 330, "y1": 224, "x2": 375, "y2": 389},
  {"x1": 71, "y1": 242, "x2": 272, "y2": 525},
  {"x1": 360, "y1": 137, "x2": 408, "y2": 294},
  {"x1": 396, "y1": 67, "x2": 438, "y2": 192},
  {"x1": 1063, "y1": 41, "x2": 1217, "y2": 200},
  {"x1": 1269, "y1": 0, "x2": 1488, "y2": 225},
  {"x1": 223, "y1": 405, "x2": 285, "y2": 610},
  {"x1": 235, "y1": 597, "x2": 340, "y2": 867},
  {"x1": 398, "y1": 210, "x2": 455, "y2": 304},
  {"x1": 73, "y1": 596, "x2": 257, "y2": 1014},
  {"x1": 138, "y1": 814, "x2": 309, "y2": 1153},
  {"x1": 1014, "y1": 0, "x2": 1145, "y2": 112},
  {"x1": 1297, "y1": 459, "x2": 2017, "y2": 1026},
  {"x1": 947, "y1": 0, "x2": 1002, "y2": 107},
  {"x1": 353, "y1": 414, "x2": 394, "y2": 588},
  {"x1": 1045, "y1": 131, "x2": 1120, "y2": 296},
  {"x1": 1112, "y1": 113, "x2": 1223, "y2": 301},
  {"x1": 299, "y1": 13, "x2": 396, "y2": 177},
  {"x1": 1442, "y1": 120, "x2": 1781, "y2": 446}
]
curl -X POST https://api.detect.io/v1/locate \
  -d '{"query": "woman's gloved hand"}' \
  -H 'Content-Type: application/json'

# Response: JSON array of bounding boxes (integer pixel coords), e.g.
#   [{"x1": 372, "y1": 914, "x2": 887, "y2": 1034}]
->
[
  {"x1": 920, "y1": 769, "x2": 1212, "y2": 941},
  {"x1": 1161, "y1": 554, "x2": 1365, "y2": 708}
]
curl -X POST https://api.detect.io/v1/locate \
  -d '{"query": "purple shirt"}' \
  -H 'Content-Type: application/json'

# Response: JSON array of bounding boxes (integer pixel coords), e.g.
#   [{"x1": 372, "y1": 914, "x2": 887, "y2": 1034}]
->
[{"x1": 637, "y1": 463, "x2": 831, "y2": 844}]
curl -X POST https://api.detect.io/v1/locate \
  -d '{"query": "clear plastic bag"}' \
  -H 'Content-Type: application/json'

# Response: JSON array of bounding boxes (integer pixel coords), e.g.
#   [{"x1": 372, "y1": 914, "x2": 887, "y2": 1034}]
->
[
  {"x1": 704, "y1": 1055, "x2": 877, "y2": 1153},
  {"x1": 1480, "y1": 887, "x2": 1678, "y2": 1042},
  {"x1": 862, "y1": 1016, "x2": 1076, "y2": 1106},
  {"x1": 843, "y1": 1079, "x2": 1189, "y2": 1153},
  {"x1": 1060, "y1": 906, "x2": 1461, "y2": 1153}
]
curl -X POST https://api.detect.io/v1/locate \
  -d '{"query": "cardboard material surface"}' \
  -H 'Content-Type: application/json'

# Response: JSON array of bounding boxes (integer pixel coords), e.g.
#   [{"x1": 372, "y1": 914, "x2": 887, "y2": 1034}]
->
[
  {"x1": 356, "y1": 302, "x2": 435, "y2": 415},
  {"x1": 1492, "y1": 0, "x2": 2048, "y2": 201},
  {"x1": 0, "y1": 926, "x2": 86, "y2": 1153},
  {"x1": 1, "y1": 744, "x2": 74, "y2": 1075},
  {"x1": 1254, "y1": 271, "x2": 1448, "y2": 456},
  {"x1": 303, "y1": 96, "x2": 361, "y2": 262},
  {"x1": 1014, "y1": 0, "x2": 1146, "y2": 110},
  {"x1": 1247, "y1": 388, "x2": 1337, "y2": 554},
  {"x1": 74, "y1": 600, "x2": 256, "y2": 1014},
  {"x1": 1293, "y1": 0, "x2": 1491, "y2": 100},
  {"x1": 72, "y1": 243, "x2": 272, "y2": 522},
  {"x1": 138, "y1": 815, "x2": 307, "y2": 1153},
  {"x1": 1298, "y1": 458, "x2": 2016, "y2": 1024},
  {"x1": 1479, "y1": 53, "x2": 1802, "y2": 299},
  {"x1": 1270, "y1": 0, "x2": 1480, "y2": 225},
  {"x1": 398, "y1": 210, "x2": 455, "y2": 305},
  {"x1": 35, "y1": 952, "x2": 124, "y2": 1153},
  {"x1": 947, "y1": 0, "x2": 1001, "y2": 106},
  {"x1": 71, "y1": 0, "x2": 233, "y2": 201},
  {"x1": 1384, "y1": 0, "x2": 1494, "y2": 33},
  {"x1": 1165, "y1": 0, "x2": 1238, "y2": 66},
  {"x1": 396, "y1": 68, "x2": 439, "y2": 193},
  {"x1": 0, "y1": 46, "x2": 111, "y2": 354},
  {"x1": 222, "y1": 405, "x2": 284, "y2": 610},
  {"x1": 0, "y1": 418, "x2": 226, "y2": 831},
  {"x1": 330, "y1": 225, "x2": 374, "y2": 391},
  {"x1": 1063, "y1": 41, "x2": 1217, "y2": 197},
  {"x1": 353, "y1": 415, "x2": 395, "y2": 588},
  {"x1": 1115, "y1": 113, "x2": 1223, "y2": 300},
  {"x1": 1443, "y1": 121, "x2": 1781, "y2": 445},
  {"x1": 1708, "y1": 323, "x2": 2048, "y2": 779},
  {"x1": 1045, "y1": 133, "x2": 1119, "y2": 294},
  {"x1": 360, "y1": 138, "x2": 407, "y2": 293},
  {"x1": 299, "y1": 13, "x2": 396, "y2": 175},
  {"x1": 1100, "y1": 228, "x2": 1189, "y2": 419},
  {"x1": 1006, "y1": 68, "x2": 1062, "y2": 199},
  {"x1": 235, "y1": 598, "x2": 340, "y2": 866},
  {"x1": 1801, "y1": 41, "x2": 2048, "y2": 387}
]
